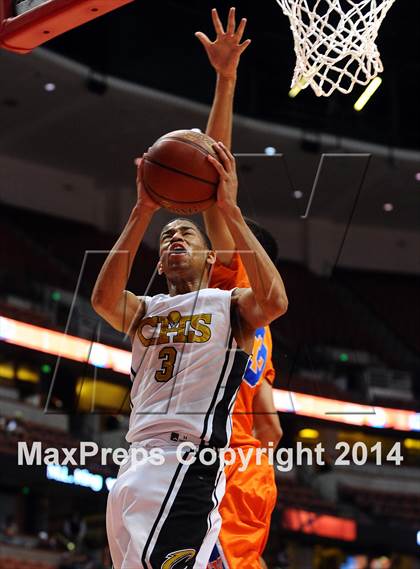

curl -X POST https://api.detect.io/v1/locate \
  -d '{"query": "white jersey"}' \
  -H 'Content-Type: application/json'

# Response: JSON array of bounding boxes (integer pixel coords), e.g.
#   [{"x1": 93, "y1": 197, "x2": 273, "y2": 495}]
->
[{"x1": 126, "y1": 287, "x2": 249, "y2": 447}]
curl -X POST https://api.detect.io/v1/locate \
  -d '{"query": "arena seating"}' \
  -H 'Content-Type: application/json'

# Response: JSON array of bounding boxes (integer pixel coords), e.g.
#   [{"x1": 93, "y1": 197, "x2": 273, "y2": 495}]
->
[
  {"x1": 0, "y1": 301, "x2": 52, "y2": 328},
  {"x1": 339, "y1": 485, "x2": 420, "y2": 527},
  {"x1": 0, "y1": 416, "x2": 76, "y2": 455},
  {"x1": 0, "y1": 217, "x2": 71, "y2": 295},
  {"x1": 279, "y1": 372, "x2": 419, "y2": 409},
  {"x1": 0, "y1": 559, "x2": 55, "y2": 569},
  {"x1": 336, "y1": 268, "x2": 420, "y2": 355},
  {"x1": 2, "y1": 204, "x2": 116, "y2": 272},
  {"x1": 275, "y1": 262, "x2": 408, "y2": 369},
  {"x1": 280, "y1": 373, "x2": 352, "y2": 401},
  {"x1": 0, "y1": 203, "x2": 158, "y2": 300},
  {"x1": 0, "y1": 414, "x2": 116, "y2": 476},
  {"x1": 277, "y1": 475, "x2": 337, "y2": 514}
]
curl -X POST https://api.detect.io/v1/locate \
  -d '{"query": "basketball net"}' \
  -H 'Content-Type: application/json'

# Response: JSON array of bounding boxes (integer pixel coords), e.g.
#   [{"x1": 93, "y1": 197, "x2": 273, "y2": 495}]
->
[{"x1": 276, "y1": 0, "x2": 397, "y2": 97}]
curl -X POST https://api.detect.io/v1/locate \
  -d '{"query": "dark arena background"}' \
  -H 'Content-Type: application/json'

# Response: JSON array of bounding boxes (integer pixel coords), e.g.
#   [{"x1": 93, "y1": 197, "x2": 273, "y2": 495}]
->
[{"x1": 1, "y1": 1, "x2": 420, "y2": 568}]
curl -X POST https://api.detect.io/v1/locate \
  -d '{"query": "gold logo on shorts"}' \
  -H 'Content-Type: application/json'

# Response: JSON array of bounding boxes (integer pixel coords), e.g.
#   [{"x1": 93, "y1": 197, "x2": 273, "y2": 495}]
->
[{"x1": 161, "y1": 548, "x2": 196, "y2": 569}]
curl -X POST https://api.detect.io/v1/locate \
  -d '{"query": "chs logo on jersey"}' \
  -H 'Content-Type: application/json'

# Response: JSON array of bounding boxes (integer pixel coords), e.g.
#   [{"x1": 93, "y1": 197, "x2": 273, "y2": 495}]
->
[{"x1": 137, "y1": 310, "x2": 213, "y2": 347}]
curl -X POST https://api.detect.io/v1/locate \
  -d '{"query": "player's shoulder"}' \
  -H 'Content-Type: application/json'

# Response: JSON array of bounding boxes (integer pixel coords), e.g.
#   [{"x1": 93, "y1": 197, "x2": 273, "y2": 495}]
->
[
  {"x1": 136, "y1": 294, "x2": 153, "y2": 307},
  {"x1": 191, "y1": 287, "x2": 236, "y2": 302},
  {"x1": 127, "y1": 295, "x2": 150, "y2": 335},
  {"x1": 206, "y1": 286, "x2": 237, "y2": 296},
  {"x1": 198, "y1": 287, "x2": 238, "y2": 309},
  {"x1": 135, "y1": 293, "x2": 170, "y2": 316}
]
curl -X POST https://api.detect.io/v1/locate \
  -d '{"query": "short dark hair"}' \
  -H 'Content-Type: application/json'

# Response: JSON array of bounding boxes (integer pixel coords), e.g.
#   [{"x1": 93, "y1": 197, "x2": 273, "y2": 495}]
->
[
  {"x1": 160, "y1": 218, "x2": 212, "y2": 250},
  {"x1": 244, "y1": 217, "x2": 278, "y2": 264}
]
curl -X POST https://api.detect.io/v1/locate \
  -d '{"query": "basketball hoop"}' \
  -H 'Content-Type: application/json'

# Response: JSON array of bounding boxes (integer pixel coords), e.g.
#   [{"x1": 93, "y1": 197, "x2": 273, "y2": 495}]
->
[
  {"x1": 276, "y1": 0, "x2": 397, "y2": 97},
  {"x1": 0, "y1": 0, "x2": 134, "y2": 54}
]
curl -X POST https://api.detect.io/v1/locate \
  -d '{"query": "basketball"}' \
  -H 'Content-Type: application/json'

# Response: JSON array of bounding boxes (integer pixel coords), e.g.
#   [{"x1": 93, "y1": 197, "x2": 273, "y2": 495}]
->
[{"x1": 141, "y1": 129, "x2": 219, "y2": 215}]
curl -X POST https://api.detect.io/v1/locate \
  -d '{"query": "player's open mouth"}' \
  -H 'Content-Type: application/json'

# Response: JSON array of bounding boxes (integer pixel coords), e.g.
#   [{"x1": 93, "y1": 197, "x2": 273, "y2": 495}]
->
[{"x1": 168, "y1": 245, "x2": 188, "y2": 256}]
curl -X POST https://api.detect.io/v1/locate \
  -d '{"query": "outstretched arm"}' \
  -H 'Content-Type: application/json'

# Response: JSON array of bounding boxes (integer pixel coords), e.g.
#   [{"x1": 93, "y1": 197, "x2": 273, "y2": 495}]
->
[
  {"x1": 209, "y1": 143, "x2": 288, "y2": 329},
  {"x1": 91, "y1": 162, "x2": 160, "y2": 334},
  {"x1": 196, "y1": 7, "x2": 250, "y2": 265},
  {"x1": 196, "y1": 7, "x2": 250, "y2": 148}
]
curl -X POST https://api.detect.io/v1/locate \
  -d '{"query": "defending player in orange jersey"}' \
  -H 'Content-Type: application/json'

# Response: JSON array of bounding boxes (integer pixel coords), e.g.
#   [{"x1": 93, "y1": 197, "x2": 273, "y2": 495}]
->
[{"x1": 196, "y1": 8, "x2": 283, "y2": 569}]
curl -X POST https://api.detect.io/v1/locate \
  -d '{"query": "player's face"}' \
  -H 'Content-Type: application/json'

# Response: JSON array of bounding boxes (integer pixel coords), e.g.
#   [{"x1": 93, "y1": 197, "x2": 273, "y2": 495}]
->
[{"x1": 158, "y1": 220, "x2": 212, "y2": 278}]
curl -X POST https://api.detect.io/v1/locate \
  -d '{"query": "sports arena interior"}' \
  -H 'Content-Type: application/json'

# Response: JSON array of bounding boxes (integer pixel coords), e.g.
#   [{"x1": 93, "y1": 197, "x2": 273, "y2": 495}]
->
[{"x1": 0, "y1": 1, "x2": 420, "y2": 568}]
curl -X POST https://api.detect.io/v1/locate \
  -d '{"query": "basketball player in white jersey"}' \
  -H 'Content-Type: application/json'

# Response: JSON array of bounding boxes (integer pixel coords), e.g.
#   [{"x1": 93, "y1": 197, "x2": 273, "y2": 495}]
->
[{"x1": 91, "y1": 142, "x2": 288, "y2": 569}]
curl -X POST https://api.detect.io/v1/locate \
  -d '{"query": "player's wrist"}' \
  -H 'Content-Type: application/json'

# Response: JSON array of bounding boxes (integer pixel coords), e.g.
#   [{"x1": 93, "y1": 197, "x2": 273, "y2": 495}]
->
[
  {"x1": 216, "y1": 71, "x2": 237, "y2": 84},
  {"x1": 218, "y1": 202, "x2": 241, "y2": 217},
  {"x1": 133, "y1": 201, "x2": 157, "y2": 217}
]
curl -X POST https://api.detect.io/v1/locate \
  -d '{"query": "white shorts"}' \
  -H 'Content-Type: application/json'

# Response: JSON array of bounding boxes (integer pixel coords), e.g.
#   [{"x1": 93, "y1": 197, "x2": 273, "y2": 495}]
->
[{"x1": 106, "y1": 437, "x2": 225, "y2": 569}]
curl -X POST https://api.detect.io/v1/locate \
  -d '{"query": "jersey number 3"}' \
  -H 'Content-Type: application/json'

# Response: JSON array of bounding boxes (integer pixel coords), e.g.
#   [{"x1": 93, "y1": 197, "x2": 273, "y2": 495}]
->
[{"x1": 155, "y1": 347, "x2": 177, "y2": 382}]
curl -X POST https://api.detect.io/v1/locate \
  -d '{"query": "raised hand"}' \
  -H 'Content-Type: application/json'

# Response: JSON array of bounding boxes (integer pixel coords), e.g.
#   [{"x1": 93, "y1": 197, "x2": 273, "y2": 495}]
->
[
  {"x1": 207, "y1": 142, "x2": 238, "y2": 212},
  {"x1": 195, "y1": 7, "x2": 251, "y2": 80},
  {"x1": 135, "y1": 158, "x2": 160, "y2": 212}
]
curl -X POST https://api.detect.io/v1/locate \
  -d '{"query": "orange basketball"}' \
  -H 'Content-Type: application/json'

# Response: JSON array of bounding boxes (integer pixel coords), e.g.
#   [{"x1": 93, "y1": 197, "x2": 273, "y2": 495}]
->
[{"x1": 141, "y1": 130, "x2": 219, "y2": 215}]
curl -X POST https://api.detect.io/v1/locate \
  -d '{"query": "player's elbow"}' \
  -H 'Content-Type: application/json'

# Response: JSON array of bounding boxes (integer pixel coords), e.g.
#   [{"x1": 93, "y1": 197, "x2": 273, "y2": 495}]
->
[
  {"x1": 256, "y1": 420, "x2": 283, "y2": 449},
  {"x1": 91, "y1": 287, "x2": 109, "y2": 315},
  {"x1": 276, "y1": 294, "x2": 288, "y2": 317},
  {"x1": 91, "y1": 288, "x2": 100, "y2": 312},
  {"x1": 273, "y1": 421, "x2": 283, "y2": 446},
  {"x1": 267, "y1": 419, "x2": 283, "y2": 448},
  {"x1": 264, "y1": 293, "x2": 288, "y2": 323}
]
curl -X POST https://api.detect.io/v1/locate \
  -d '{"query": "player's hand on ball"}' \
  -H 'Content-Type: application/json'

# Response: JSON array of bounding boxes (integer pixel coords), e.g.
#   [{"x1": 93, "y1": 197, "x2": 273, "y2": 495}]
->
[
  {"x1": 195, "y1": 7, "x2": 251, "y2": 80},
  {"x1": 135, "y1": 158, "x2": 161, "y2": 213},
  {"x1": 208, "y1": 142, "x2": 238, "y2": 212}
]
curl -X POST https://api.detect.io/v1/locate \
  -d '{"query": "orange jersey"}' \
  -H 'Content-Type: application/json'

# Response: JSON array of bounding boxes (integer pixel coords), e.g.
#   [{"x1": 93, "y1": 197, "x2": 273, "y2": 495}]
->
[
  {"x1": 218, "y1": 453, "x2": 277, "y2": 566},
  {"x1": 209, "y1": 252, "x2": 278, "y2": 569},
  {"x1": 209, "y1": 253, "x2": 275, "y2": 448}
]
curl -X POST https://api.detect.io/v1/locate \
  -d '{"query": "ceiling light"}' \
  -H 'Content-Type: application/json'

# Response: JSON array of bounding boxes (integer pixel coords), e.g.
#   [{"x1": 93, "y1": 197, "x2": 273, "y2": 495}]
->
[
  {"x1": 293, "y1": 190, "x2": 303, "y2": 199},
  {"x1": 44, "y1": 82, "x2": 56, "y2": 92},
  {"x1": 415, "y1": 172, "x2": 420, "y2": 182},
  {"x1": 383, "y1": 203, "x2": 394, "y2": 212},
  {"x1": 264, "y1": 146, "x2": 277, "y2": 155},
  {"x1": 404, "y1": 438, "x2": 420, "y2": 450},
  {"x1": 298, "y1": 428, "x2": 319, "y2": 439},
  {"x1": 354, "y1": 77, "x2": 382, "y2": 111}
]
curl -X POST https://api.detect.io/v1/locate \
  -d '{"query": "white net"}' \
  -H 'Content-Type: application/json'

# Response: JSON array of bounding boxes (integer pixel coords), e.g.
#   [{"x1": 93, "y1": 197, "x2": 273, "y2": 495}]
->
[{"x1": 276, "y1": 0, "x2": 397, "y2": 97}]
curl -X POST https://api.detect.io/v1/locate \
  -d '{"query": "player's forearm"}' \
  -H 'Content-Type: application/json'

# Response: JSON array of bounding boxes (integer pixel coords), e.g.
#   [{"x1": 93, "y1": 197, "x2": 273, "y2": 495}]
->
[
  {"x1": 255, "y1": 421, "x2": 283, "y2": 449},
  {"x1": 204, "y1": 75, "x2": 237, "y2": 264},
  {"x1": 220, "y1": 205, "x2": 288, "y2": 318},
  {"x1": 253, "y1": 380, "x2": 283, "y2": 448},
  {"x1": 206, "y1": 74, "x2": 236, "y2": 149},
  {"x1": 254, "y1": 403, "x2": 283, "y2": 448},
  {"x1": 203, "y1": 204, "x2": 236, "y2": 266},
  {"x1": 91, "y1": 204, "x2": 154, "y2": 311}
]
